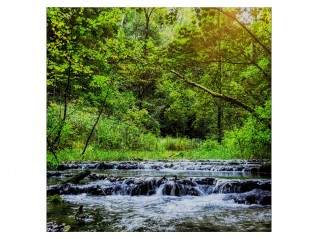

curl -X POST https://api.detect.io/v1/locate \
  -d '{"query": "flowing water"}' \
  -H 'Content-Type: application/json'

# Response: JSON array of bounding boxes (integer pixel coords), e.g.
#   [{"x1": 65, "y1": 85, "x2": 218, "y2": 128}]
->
[{"x1": 47, "y1": 160, "x2": 271, "y2": 232}]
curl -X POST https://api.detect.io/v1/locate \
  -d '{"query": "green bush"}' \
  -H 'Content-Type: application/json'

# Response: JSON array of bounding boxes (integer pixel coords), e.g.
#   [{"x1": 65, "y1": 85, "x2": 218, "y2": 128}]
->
[
  {"x1": 200, "y1": 139, "x2": 219, "y2": 150},
  {"x1": 47, "y1": 152, "x2": 60, "y2": 170},
  {"x1": 160, "y1": 137, "x2": 199, "y2": 151},
  {"x1": 223, "y1": 117, "x2": 271, "y2": 159}
]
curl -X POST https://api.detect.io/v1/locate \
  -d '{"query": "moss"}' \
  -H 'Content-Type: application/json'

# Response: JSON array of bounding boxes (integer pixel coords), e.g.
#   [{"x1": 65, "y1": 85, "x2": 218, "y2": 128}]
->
[{"x1": 48, "y1": 194, "x2": 64, "y2": 204}]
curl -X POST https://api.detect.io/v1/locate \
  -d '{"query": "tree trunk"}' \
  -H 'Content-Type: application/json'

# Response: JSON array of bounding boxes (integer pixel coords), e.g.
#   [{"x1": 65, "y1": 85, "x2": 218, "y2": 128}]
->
[
  {"x1": 214, "y1": 8, "x2": 271, "y2": 56},
  {"x1": 63, "y1": 169, "x2": 91, "y2": 184},
  {"x1": 81, "y1": 93, "x2": 108, "y2": 159},
  {"x1": 216, "y1": 9, "x2": 223, "y2": 143},
  {"x1": 51, "y1": 61, "x2": 71, "y2": 149},
  {"x1": 217, "y1": 105, "x2": 222, "y2": 143},
  {"x1": 47, "y1": 137, "x2": 58, "y2": 161},
  {"x1": 143, "y1": 8, "x2": 150, "y2": 56}
]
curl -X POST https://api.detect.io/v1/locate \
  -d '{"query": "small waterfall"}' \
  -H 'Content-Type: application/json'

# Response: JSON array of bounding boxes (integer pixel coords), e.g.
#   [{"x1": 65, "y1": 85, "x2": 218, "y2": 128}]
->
[
  {"x1": 47, "y1": 175, "x2": 271, "y2": 206},
  {"x1": 155, "y1": 179, "x2": 207, "y2": 196},
  {"x1": 213, "y1": 180, "x2": 241, "y2": 193},
  {"x1": 156, "y1": 184, "x2": 165, "y2": 196},
  {"x1": 54, "y1": 159, "x2": 270, "y2": 174},
  {"x1": 193, "y1": 185, "x2": 206, "y2": 196}
]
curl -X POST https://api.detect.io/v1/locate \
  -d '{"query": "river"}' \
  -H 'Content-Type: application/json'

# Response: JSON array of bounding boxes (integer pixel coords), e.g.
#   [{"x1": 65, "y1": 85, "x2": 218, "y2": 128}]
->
[{"x1": 47, "y1": 159, "x2": 271, "y2": 232}]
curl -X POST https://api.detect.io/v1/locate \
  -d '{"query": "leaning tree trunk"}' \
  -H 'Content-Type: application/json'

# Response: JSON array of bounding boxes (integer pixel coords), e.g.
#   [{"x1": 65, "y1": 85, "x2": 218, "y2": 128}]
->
[
  {"x1": 81, "y1": 92, "x2": 108, "y2": 159},
  {"x1": 51, "y1": 61, "x2": 72, "y2": 149},
  {"x1": 63, "y1": 169, "x2": 91, "y2": 184},
  {"x1": 47, "y1": 137, "x2": 58, "y2": 161},
  {"x1": 213, "y1": 7, "x2": 271, "y2": 56}
]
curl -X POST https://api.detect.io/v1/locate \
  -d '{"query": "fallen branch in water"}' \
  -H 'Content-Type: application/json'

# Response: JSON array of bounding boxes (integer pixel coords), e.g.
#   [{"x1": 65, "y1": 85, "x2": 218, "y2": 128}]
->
[{"x1": 62, "y1": 169, "x2": 91, "y2": 184}]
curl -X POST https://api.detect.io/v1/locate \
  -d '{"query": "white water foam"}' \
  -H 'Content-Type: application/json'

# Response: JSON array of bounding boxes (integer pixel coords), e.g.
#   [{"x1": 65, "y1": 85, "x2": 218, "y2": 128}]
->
[{"x1": 62, "y1": 192, "x2": 270, "y2": 231}]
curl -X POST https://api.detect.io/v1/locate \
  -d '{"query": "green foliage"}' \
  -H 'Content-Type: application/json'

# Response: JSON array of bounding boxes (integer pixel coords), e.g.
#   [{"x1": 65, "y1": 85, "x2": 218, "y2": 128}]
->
[
  {"x1": 160, "y1": 137, "x2": 200, "y2": 151},
  {"x1": 47, "y1": 152, "x2": 60, "y2": 170},
  {"x1": 200, "y1": 139, "x2": 220, "y2": 151},
  {"x1": 64, "y1": 225, "x2": 71, "y2": 232},
  {"x1": 47, "y1": 7, "x2": 271, "y2": 161},
  {"x1": 223, "y1": 100, "x2": 271, "y2": 159},
  {"x1": 48, "y1": 194, "x2": 64, "y2": 204}
]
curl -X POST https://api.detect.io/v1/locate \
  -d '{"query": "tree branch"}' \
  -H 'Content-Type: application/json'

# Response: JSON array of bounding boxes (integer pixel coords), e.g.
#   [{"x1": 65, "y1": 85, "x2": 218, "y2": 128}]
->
[
  {"x1": 214, "y1": 8, "x2": 271, "y2": 56},
  {"x1": 170, "y1": 70, "x2": 254, "y2": 113},
  {"x1": 170, "y1": 70, "x2": 271, "y2": 128}
]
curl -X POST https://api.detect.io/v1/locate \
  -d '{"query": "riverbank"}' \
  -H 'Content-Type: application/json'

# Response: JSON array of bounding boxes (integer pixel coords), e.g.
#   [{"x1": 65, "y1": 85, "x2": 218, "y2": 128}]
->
[{"x1": 47, "y1": 146, "x2": 270, "y2": 170}]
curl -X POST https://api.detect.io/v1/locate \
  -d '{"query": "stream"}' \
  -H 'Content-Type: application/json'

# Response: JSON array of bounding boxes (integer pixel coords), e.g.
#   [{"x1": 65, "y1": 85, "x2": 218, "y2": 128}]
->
[{"x1": 47, "y1": 159, "x2": 271, "y2": 232}]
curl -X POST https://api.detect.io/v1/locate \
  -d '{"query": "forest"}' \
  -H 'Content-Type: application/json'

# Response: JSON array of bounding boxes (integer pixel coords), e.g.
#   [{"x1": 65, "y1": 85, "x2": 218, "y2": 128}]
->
[{"x1": 47, "y1": 7, "x2": 271, "y2": 168}]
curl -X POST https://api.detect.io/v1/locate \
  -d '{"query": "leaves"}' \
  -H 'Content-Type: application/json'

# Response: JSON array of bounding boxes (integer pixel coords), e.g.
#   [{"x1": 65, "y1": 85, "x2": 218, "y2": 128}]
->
[
  {"x1": 64, "y1": 225, "x2": 71, "y2": 232},
  {"x1": 47, "y1": 7, "x2": 271, "y2": 159}
]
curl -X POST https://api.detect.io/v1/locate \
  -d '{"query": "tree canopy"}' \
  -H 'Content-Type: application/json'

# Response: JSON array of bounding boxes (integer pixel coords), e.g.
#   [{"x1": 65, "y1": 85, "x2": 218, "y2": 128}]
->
[{"x1": 47, "y1": 7, "x2": 271, "y2": 164}]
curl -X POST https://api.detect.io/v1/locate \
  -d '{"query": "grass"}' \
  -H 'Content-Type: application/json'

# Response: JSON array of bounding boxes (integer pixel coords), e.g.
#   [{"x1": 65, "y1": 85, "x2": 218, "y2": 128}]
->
[
  {"x1": 47, "y1": 136, "x2": 263, "y2": 169},
  {"x1": 47, "y1": 145, "x2": 239, "y2": 170}
]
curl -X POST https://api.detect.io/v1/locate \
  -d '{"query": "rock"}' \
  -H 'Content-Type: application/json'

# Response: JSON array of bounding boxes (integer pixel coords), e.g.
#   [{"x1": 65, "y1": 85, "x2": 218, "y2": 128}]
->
[
  {"x1": 123, "y1": 178, "x2": 135, "y2": 185},
  {"x1": 150, "y1": 165, "x2": 161, "y2": 170},
  {"x1": 97, "y1": 162, "x2": 114, "y2": 170},
  {"x1": 47, "y1": 222, "x2": 66, "y2": 232},
  {"x1": 148, "y1": 190, "x2": 156, "y2": 196},
  {"x1": 194, "y1": 178, "x2": 215, "y2": 185},
  {"x1": 186, "y1": 187, "x2": 201, "y2": 196},
  {"x1": 88, "y1": 173, "x2": 107, "y2": 180},
  {"x1": 116, "y1": 162, "x2": 138, "y2": 170},
  {"x1": 138, "y1": 182, "x2": 148, "y2": 195},
  {"x1": 107, "y1": 175, "x2": 117, "y2": 182},
  {"x1": 172, "y1": 183, "x2": 181, "y2": 196},
  {"x1": 217, "y1": 181, "x2": 241, "y2": 193},
  {"x1": 57, "y1": 163, "x2": 79, "y2": 171},
  {"x1": 223, "y1": 189, "x2": 271, "y2": 205},
  {"x1": 131, "y1": 187, "x2": 141, "y2": 196},
  {"x1": 102, "y1": 186, "x2": 113, "y2": 195},
  {"x1": 260, "y1": 182, "x2": 271, "y2": 191},
  {"x1": 47, "y1": 171, "x2": 62, "y2": 177},
  {"x1": 87, "y1": 185, "x2": 103, "y2": 195},
  {"x1": 56, "y1": 164, "x2": 67, "y2": 171},
  {"x1": 244, "y1": 194, "x2": 258, "y2": 204},
  {"x1": 47, "y1": 185, "x2": 60, "y2": 196},
  {"x1": 259, "y1": 163, "x2": 271, "y2": 173},
  {"x1": 235, "y1": 166, "x2": 244, "y2": 171},
  {"x1": 240, "y1": 180, "x2": 271, "y2": 193},
  {"x1": 259, "y1": 195, "x2": 271, "y2": 205},
  {"x1": 180, "y1": 179, "x2": 196, "y2": 186},
  {"x1": 162, "y1": 184, "x2": 172, "y2": 195}
]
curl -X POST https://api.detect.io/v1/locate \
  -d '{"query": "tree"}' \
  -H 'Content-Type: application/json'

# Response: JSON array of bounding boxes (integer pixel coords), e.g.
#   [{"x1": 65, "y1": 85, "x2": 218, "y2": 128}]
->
[
  {"x1": 163, "y1": 7, "x2": 271, "y2": 139},
  {"x1": 47, "y1": 7, "x2": 123, "y2": 157},
  {"x1": 46, "y1": 7, "x2": 272, "y2": 161}
]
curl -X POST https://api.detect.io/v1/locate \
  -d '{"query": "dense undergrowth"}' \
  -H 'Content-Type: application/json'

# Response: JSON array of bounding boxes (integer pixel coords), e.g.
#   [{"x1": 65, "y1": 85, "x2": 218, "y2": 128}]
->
[{"x1": 47, "y1": 103, "x2": 271, "y2": 170}]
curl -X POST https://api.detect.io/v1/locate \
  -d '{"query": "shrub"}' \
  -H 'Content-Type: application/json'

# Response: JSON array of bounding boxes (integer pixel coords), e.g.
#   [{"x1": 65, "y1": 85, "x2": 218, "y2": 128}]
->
[
  {"x1": 222, "y1": 100, "x2": 271, "y2": 159},
  {"x1": 160, "y1": 137, "x2": 199, "y2": 151}
]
